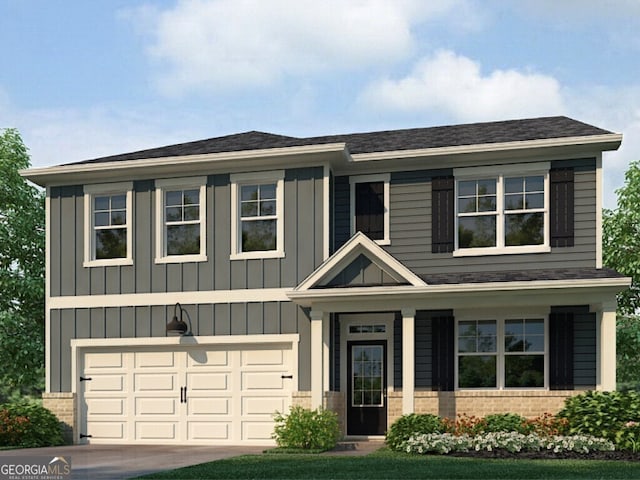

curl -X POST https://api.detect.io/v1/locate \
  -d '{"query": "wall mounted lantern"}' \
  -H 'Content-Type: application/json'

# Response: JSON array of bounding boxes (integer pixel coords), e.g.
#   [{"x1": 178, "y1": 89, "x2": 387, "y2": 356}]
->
[{"x1": 166, "y1": 302, "x2": 190, "y2": 335}]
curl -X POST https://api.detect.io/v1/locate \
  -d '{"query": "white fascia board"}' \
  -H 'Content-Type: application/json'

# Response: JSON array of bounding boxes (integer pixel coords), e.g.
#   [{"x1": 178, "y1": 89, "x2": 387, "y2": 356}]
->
[
  {"x1": 49, "y1": 288, "x2": 290, "y2": 309},
  {"x1": 20, "y1": 143, "x2": 348, "y2": 187},
  {"x1": 294, "y1": 232, "x2": 425, "y2": 291},
  {"x1": 288, "y1": 276, "x2": 632, "y2": 304},
  {"x1": 71, "y1": 333, "x2": 300, "y2": 349},
  {"x1": 350, "y1": 134, "x2": 623, "y2": 163}
]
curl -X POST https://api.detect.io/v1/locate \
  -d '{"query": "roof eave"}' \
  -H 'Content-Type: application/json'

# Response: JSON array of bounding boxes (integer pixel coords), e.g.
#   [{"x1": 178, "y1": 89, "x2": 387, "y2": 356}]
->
[
  {"x1": 20, "y1": 142, "x2": 349, "y2": 187},
  {"x1": 287, "y1": 276, "x2": 632, "y2": 307},
  {"x1": 350, "y1": 133, "x2": 623, "y2": 163}
]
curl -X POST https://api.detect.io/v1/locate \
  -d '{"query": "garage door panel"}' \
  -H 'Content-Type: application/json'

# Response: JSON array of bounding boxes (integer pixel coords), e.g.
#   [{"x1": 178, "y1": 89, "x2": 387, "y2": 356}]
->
[
  {"x1": 85, "y1": 352, "x2": 124, "y2": 369},
  {"x1": 188, "y1": 422, "x2": 231, "y2": 440},
  {"x1": 243, "y1": 372, "x2": 285, "y2": 390},
  {"x1": 242, "y1": 422, "x2": 276, "y2": 441},
  {"x1": 135, "y1": 373, "x2": 175, "y2": 391},
  {"x1": 88, "y1": 422, "x2": 125, "y2": 440},
  {"x1": 136, "y1": 397, "x2": 178, "y2": 416},
  {"x1": 87, "y1": 398, "x2": 124, "y2": 416},
  {"x1": 188, "y1": 397, "x2": 230, "y2": 415},
  {"x1": 187, "y1": 372, "x2": 229, "y2": 391},
  {"x1": 135, "y1": 351, "x2": 176, "y2": 368},
  {"x1": 136, "y1": 422, "x2": 177, "y2": 440},
  {"x1": 187, "y1": 350, "x2": 229, "y2": 367},
  {"x1": 242, "y1": 348, "x2": 284, "y2": 366},
  {"x1": 243, "y1": 396, "x2": 287, "y2": 415},
  {"x1": 84, "y1": 374, "x2": 125, "y2": 392}
]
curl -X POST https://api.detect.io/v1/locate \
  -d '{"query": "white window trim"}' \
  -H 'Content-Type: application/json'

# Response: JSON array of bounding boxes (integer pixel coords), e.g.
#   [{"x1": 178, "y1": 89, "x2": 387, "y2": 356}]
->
[
  {"x1": 453, "y1": 162, "x2": 550, "y2": 257},
  {"x1": 349, "y1": 173, "x2": 390, "y2": 246},
  {"x1": 454, "y1": 308, "x2": 549, "y2": 391},
  {"x1": 155, "y1": 176, "x2": 207, "y2": 264},
  {"x1": 230, "y1": 170, "x2": 285, "y2": 260},
  {"x1": 83, "y1": 182, "x2": 133, "y2": 267}
]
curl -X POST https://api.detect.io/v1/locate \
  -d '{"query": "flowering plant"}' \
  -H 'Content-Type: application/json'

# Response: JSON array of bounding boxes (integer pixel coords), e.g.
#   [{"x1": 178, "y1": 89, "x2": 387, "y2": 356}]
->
[{"x1": 402, "y1": 432, "x2": 614, "y2": 455}]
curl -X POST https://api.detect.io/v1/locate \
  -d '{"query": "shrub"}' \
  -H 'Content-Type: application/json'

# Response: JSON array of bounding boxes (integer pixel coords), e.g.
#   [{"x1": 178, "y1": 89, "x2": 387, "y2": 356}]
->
[
  {"x1": 482, "y1": 413, "x2": 531, "y2": 434},
  {"x1": 615, "y1": 421, "x2": 640, "y2": 452},
  {"x1": 272, "y1": 406, "x2": 341, "y2": 451},
  {"x1": 386, "y1": 414, "x2": 446, "y2": 451},
  {"x1": 0, "y1": 402, "x2": 64, "y2": 448},
  {"x1": 558, "y1": 390, "x2": 640, "y2": 442}
]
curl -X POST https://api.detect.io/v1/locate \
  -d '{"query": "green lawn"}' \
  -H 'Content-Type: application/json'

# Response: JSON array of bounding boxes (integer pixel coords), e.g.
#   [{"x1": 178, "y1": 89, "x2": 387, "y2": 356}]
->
[{"x1": 138, "y1": 449, "x2": 640, "y2": 479}]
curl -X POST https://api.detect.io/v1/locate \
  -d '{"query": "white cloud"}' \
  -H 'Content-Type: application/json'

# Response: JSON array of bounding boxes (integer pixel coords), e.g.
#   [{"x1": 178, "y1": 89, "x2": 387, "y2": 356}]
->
[
  {"x1": 126, "y1": 0, "x2": 478, "y2": 95},
  {"x1": 359, "y1": 50, "x2": 565, "y2": 122}
]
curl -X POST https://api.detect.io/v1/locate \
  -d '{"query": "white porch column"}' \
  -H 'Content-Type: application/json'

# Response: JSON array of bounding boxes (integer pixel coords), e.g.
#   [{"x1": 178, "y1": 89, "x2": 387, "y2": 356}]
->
[
  {"x1": 596, "y1": 301, "x2": 617, "y2": 391},
  {"x1": 310, "y1": 310, "x2": 325, "y2": 408},
  {"x1": 322, "y1": 314, "x2": 330, "y2": 392},
  {"x1": 402, "y1": 308, "x2": 416, "y2": 414}
]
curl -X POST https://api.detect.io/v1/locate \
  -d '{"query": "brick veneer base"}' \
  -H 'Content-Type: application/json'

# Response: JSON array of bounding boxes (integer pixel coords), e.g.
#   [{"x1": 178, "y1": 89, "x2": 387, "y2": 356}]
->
[
  {"x1": 42, "y1": 392, "x2": 76, "y2": 444},
  {"x1": 300, "y1": 389, "x2": 587, "y2": 437}
]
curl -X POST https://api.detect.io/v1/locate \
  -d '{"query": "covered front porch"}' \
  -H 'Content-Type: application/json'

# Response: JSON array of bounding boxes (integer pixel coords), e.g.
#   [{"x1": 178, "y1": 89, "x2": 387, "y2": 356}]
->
[{"x1": 287, "y1": 233, "x2": 628, "y2": 436}]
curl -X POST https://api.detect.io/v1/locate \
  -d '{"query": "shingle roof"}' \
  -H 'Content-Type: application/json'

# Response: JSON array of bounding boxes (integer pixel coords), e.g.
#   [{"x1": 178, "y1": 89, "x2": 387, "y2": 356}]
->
[
  {"x1": 72, "y1": 116, "x2": 613, "y2": 165},
  {"x1": 420, "y1": 268, "x2": 626, "y2": 285}
]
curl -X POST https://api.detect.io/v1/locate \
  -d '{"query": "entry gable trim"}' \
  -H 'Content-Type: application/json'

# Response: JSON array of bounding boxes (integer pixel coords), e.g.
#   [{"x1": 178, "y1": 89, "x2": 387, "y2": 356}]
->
[{"x1": 294, "y1": 232, "x2": 426, "y2": 292}]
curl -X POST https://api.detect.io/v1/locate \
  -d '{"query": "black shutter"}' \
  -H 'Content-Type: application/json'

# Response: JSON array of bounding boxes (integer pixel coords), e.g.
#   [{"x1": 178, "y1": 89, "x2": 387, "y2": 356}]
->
[
  {"x1": 550, "y1": 168, "x2": 574, "y2": 247},
  {"x1": 432, "y1": 176, "x2": 454, "y2": 253},
  {"x1": 431, "y1": 315, "x2": 455, "y2": 391},
  {"x1": 355, "y1": 182, "x2": 384, "y2": 240},
  {"x1": 549, "y1": 311, "x2": 574, "y2": 390}
]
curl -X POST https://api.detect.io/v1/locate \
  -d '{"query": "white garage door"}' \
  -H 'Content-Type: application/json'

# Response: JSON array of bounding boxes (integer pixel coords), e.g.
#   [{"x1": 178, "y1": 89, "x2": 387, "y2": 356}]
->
[{"x1": 79, "y1": 343, "x2": 294, "y2": 445}]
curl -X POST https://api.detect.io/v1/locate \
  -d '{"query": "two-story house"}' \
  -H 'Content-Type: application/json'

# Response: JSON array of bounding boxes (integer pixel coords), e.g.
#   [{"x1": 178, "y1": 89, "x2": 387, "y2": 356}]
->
[{"x1": 23, "y1": 116, "x2": 630, "y2": 445}]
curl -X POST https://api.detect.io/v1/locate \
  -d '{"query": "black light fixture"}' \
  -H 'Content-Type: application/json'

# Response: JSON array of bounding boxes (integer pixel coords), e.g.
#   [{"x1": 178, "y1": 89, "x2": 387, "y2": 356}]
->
[{"x1": 166, "y1": 302, "x2": 189, "y2": 335}]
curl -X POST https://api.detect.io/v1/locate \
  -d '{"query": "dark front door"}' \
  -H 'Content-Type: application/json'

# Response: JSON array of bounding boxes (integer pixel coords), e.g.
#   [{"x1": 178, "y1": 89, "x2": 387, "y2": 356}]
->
[{"x1": 347, "y1": 341, "x2": 387, "y2": 435}]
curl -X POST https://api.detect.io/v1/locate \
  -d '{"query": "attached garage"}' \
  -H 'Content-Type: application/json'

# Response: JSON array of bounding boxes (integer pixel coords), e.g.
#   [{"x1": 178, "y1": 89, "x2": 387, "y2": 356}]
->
[{"x1": 72, "y1": 335, "x2": 298, "y2": 445}]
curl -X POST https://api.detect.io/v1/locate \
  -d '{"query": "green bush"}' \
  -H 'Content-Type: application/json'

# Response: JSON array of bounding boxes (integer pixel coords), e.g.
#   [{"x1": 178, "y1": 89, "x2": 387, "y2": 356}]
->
[
  {"x1": 0, "y1": 402, "x2": 64, "y2": 448},
  {"x1": 386, "y1": 414, "x2": 446, "y2": 451},
  {"x1": 558, "y1": 390, "x2": 640, "y2": 442},
  {"x1": 482, "y1": 413, "x2": 531, "y2": 434},
  {"x1": 272, "y1": 406, "x2": 341, "y2": 451}
]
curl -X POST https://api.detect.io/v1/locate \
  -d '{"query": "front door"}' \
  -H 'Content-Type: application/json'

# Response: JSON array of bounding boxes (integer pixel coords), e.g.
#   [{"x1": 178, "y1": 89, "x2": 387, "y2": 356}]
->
[{"x1": 346, "y1": 341, "x2": 387, "y2": 435}]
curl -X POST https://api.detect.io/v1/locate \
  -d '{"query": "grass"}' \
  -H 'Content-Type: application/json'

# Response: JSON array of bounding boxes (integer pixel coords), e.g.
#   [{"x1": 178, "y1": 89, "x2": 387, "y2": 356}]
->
[{"x1": 137, "y1": 448, "x2": 640, "y2": 479}]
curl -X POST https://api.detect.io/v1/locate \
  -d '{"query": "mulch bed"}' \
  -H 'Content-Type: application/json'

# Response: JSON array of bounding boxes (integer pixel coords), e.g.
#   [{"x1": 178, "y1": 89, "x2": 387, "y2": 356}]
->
[{"x1": 446, "y1": 449, "x2": 640, "y2": 461}]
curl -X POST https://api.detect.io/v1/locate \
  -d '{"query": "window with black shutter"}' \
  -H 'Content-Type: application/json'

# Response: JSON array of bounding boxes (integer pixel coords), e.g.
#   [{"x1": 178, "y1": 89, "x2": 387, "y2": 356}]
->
[
  {"x1": 549, "y1": 168, "x2": 575, "y2": 247},
  {"x1": 432, "y1": 177, "x2": 455, "y2": 253},
  {"x1": 350, "y1": 174, "x2": 389, "y2": 243},
  {"x1": 355, "y1": 182, "x2": 385, "y2": 240}
]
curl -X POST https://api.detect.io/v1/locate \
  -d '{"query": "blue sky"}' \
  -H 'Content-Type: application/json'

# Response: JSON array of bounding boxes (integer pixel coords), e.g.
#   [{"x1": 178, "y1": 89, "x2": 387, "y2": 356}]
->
[{"x1": 1, "y1": 0, "x2": 639, "y2": 208}]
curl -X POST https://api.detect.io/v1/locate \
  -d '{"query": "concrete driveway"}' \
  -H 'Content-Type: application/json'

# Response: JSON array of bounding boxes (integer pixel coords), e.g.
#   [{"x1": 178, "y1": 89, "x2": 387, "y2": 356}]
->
[{"x1": 0, "y1": 444, "x2": 264, "y2": 479}]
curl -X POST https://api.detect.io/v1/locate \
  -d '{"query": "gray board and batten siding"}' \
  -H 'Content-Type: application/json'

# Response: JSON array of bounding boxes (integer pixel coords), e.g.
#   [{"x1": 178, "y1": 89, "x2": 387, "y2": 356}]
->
[
  {"x1": 49, "y1": 167, "x2": 325, "y2": 297},
  {"x1": 48, "y1": 167, "x2": 325, "y2": 393},
  {"x1": 334, "y1": 158, "x2": 597, "y2": 275}
]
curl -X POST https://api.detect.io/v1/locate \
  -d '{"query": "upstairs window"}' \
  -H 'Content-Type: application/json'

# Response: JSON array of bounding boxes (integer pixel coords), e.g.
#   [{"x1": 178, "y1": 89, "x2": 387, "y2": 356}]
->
[
  {"x1": 230, "y1": 171, "x2": 284, "y2": 259},
  {"x1": 83, "y1": 182, "x2": 133, "y2": 267},
  {"x1": 155, "y1": 177, "x2": 207, "y2": 263},
  {"x1": 350, "y1": 174, "x2": 390, "y2": 245},
  {"x1": 454, "y1": 163, "x2": 549, "y2": 256}
]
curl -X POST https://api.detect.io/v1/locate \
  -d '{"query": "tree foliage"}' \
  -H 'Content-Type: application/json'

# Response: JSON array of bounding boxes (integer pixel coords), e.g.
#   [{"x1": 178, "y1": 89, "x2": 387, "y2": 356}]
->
[
  {"x1": 0, "y1": 128, "x2": 45, "y2": 400},
  {"x1": 603, "y1": 160, "x2": 640, "y2": 387}
]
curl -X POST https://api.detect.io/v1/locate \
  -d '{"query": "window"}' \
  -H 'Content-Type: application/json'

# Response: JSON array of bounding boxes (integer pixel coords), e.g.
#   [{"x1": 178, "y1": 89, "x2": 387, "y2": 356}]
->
[
  {"x1": 155, "y1": 177, "x2": 207, "y2": 263},
  {"x1": 350, "y1": 174, "x2": 390, "y2": 245},
  {"x1": 230, "y1": 171, "x2": 284, "y2": 259},
  {"x1": 454, "y1": 163, "x2": 549, "y2": 256},
  {"x1": 83, "y1": 182, "x2": 133, "y2": 266},
  {"x1": 456, "y1": 316, "x2": 547, "y2": 389}
]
